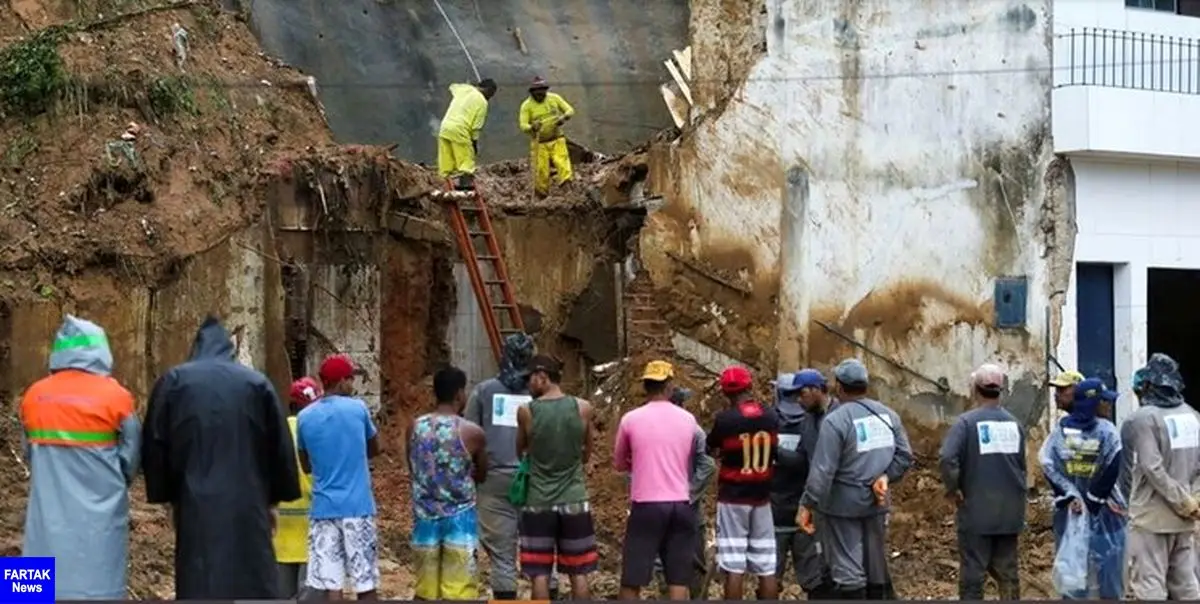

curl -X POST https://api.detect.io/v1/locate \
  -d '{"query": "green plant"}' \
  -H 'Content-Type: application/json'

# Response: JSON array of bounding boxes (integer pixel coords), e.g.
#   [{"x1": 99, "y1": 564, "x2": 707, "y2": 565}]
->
[
  {"x1": 0, "y1": 32, "x2": 67, "y2": 118},
  {"x1": 147, "y1": 75, "x2": 198, "y2": 120},
  {"x1": 4, "y1": 133, "x2": 38, "y2": 167}
]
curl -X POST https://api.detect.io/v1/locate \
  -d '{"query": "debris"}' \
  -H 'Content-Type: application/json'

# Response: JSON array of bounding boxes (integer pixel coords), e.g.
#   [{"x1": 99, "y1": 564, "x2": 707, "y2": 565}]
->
[
  {"x1": 170, "y1": 23, "x2": 189, "y2": 70},
  {"x1": 513, "y1": 27, "x2": 528, "y2": 55}
]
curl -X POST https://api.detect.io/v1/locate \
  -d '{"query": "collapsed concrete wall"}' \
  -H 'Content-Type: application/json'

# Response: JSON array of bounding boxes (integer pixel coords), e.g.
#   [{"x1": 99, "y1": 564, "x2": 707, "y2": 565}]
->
[{"x1": 640, "y1": 0, "x2": 1073, "y2": 423}]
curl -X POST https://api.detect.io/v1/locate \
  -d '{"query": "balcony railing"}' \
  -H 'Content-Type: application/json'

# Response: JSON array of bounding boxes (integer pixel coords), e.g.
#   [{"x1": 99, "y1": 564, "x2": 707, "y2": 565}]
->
[{"x1": 1057, "y1": 27, "x2": 1200, "y2": 94}]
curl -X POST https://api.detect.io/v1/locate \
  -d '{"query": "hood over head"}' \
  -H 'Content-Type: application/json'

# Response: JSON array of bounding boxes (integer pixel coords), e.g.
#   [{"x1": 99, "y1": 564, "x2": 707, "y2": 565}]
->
[
  {"x1": 1138, "y1": 352, "x2": 1186, "y2": 408},
  {"x1": 188, "y1": 315, "x2": 235, "y2": 361},
  {"x1": 1063, "y1": 378, "x2": 1105, "y2": 430},
  {"x1": 49, "y1": 314, "x2": 114, "y2": 376},
  {"x1": 497, "y1": 332, "x2": 535, "y2": 391}
]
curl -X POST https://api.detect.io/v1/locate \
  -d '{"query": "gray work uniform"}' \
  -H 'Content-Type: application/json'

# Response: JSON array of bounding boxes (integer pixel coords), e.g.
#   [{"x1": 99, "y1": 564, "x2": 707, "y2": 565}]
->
[
  {"x1": 773, "y1": 402, "x2": 829, "y2": 593},
  {"x1": 1120, "y1": 401, "x2": 1200, "y2": 600},
  {"x1": 464, "y1": 378, "x2": 557, "y2": 595},
  {"x1": 799, "y1": 397, "x2": 913, "y2": 596},
  {"x1": 937, "y1": 405, "x2": 1026, "y2": 600}
]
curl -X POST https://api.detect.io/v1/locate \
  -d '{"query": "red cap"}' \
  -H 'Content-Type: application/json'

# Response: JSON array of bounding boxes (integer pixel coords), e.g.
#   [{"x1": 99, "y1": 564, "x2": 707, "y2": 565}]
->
[
  {"x1": 720, "y1": 365, "x2": 754, "y2": 394},
  {"x1": 318, "y1": 354, "x2": 355, "y2": 386},
  {"x1": 289, "y1": 377, "x2": 322, "y2": 408}
]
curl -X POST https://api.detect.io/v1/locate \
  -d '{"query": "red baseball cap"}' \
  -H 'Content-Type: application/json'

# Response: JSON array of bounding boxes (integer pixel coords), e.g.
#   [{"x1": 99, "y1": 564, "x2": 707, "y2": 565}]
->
[
  {"x1": 720, "y1": 365, "x2": 754, "y2": 394},
  {"x1": 318, "y1": 354, "x2": 356, "y2": 386},
  {"x1": 289, "y1": 377, "x2": 322, "y2": 408}
]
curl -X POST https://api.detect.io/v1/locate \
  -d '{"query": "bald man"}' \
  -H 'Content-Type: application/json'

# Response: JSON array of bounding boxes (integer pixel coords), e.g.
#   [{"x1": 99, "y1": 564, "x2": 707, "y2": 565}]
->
[{"x1": 937, "y1": 364, "x2": 1027, "y2": 600}]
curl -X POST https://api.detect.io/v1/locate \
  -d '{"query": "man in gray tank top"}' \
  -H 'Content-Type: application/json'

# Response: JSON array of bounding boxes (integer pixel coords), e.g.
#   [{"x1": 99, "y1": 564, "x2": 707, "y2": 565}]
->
[
  {"x1": 462, "y1": 333, "x2": 558, "y2": 599},
  {"x1": 798, "y1": 359, "x2": 913, "y2": 599}
]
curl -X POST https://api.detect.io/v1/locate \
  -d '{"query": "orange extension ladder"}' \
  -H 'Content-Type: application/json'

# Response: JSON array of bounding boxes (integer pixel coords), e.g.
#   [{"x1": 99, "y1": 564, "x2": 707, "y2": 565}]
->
[{"x1": 441, "y1": 180, "x2": 526, "y2": 363}]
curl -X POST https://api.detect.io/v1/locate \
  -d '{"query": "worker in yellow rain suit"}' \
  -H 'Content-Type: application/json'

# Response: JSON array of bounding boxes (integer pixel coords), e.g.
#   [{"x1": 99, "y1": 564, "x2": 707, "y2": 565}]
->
[
  {"x1": 437, "y1": 78, "x2": 498, "y2": 190},
  {"x1": 518, "y1": 77, "x2": 575, "y2": 197}
]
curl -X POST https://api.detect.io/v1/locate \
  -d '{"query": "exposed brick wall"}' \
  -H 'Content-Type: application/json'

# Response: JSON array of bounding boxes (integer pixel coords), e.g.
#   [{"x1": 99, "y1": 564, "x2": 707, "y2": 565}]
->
[{"x1": 623, "y1": 270, "x2": 673, "y2": 357}]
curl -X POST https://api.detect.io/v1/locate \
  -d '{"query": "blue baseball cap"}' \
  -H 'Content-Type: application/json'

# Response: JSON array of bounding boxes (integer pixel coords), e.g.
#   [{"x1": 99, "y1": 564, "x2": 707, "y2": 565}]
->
[
  {"x1": 1074, "y1": 378, "x2": 1106, "y2": 402},
  {"x1": 1100, "y1": 387, "x2": 1118, "y2": 402},
  {"x1": 791, "y1": 369, "x2": 827, "y2": 390}
]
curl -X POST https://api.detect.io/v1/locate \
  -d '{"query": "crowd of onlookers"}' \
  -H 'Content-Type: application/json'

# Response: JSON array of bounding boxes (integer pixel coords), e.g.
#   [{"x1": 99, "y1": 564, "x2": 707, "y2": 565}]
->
[{"x1": 17, "y1": 314, "x2": 1200, "y2": 601}]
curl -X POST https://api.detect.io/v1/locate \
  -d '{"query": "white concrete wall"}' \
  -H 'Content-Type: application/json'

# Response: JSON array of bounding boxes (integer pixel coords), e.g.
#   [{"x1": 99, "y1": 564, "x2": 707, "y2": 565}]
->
[
  {"x1": 658, "y1": 0, "x2": 1057, "y2": 417},
  {"x1": 1055, "y1": 158, "x2": 1200, "y2": 422},
  {"x1": 309, "y1": 265, "x2": 382, "y2": 415},
  {"x1": 447, "y1": 262, "x2": 498, "y2": 388},
  {"x1": 1053, "y1": 0, "x2": 1200, "y2": 159}
]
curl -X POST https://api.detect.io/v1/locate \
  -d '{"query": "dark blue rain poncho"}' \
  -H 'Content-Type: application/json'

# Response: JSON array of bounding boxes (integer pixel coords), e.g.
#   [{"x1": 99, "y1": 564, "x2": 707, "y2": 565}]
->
[{"x1": 142, "y1": 316, "x2": 301, "y2": 599}]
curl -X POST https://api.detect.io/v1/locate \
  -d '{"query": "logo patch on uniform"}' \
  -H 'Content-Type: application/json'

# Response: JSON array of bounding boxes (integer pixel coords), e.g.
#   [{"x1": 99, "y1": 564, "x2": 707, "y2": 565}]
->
[
  {"x1": 1165, "y1": 412, "x2": 1200, "y2": 450},
  {"x1": 976, "y1": 420, "x2": 1020, "y2": 455},
  {"x1": 778, "y1": 433, "x2": 801, "y2": 451},
  {"x1": 491, "y1": 394, "x2": 532, "y2": 428},
  {"x1": 853, "y1": 414, "x2": 894, "y2": 453}
]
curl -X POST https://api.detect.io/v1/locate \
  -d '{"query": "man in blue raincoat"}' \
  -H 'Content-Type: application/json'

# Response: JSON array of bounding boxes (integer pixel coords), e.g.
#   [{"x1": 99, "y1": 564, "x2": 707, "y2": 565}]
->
[
  {"x1": 1039, "y1": 377, "x2": 1124, "y2": 599},
  {"x1": 20, "y1": 315, "x2": 140, "y2": 599}
]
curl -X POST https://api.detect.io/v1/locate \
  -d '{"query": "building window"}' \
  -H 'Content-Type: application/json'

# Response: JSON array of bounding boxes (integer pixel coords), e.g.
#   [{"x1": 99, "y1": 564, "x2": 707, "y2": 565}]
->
[{"x1": 1127, "y1": 0, "x2": 1200, "y2": 17}]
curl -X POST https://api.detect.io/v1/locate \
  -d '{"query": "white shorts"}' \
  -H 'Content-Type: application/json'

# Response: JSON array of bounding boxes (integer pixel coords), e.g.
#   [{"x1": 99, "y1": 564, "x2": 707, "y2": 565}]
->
[
  {"x1": 306, "y1": 516, "x2": 381, "y2": 593},
  {"x1": 716, "y1": 502, "x2": 777, "y2": 576}
]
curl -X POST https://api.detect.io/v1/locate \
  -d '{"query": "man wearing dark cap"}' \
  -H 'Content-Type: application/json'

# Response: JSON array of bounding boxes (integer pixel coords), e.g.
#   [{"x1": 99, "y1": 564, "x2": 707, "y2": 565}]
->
[
  {"x1": 1038, "y1": 377, "x2": 1124, "y2": 599},
  {"x1": 937, "y1": 363, "x2": 1026, "y2": 600},
  {"x1": 518, "y1": 76, "x2": 575, "y2": 197},
  {"x1": 516, "y1": 355, "x2": 597, "y2": 600},
  {"x1": 798, "y1": 359, "x2": 913, "y2": 600},
  {"x1": 706, "y1": 365, "x2": 780, "y2": 600},
  {"x1": 297, "y1": 354, "x2": 382, "y2": 600},
  {"x1": 1117, "y1": 353, "x2": 1200, "y2": 599},
  {"x1": 463, "y1": 333, "x2": 557, "y2": 599},
  {"x1": 772, "y1": 369, "x2": 834, "y2": 599}
]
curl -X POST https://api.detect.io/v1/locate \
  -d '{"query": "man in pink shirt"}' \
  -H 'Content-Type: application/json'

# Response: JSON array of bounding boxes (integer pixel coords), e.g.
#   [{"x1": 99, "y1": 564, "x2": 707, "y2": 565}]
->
[{"x1": 613, "y1": 360, "x2": 704, "y2": 600}]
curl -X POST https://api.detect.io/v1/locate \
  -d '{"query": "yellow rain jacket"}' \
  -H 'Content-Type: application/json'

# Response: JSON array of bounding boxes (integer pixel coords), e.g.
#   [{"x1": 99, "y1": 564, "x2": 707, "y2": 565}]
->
[
  {"x1": 439, "y1": 83, "x2": 490, "y2": 144},
  {"x1": 518, "y1": 92, "x2": 575, "y2": 142},
  {"x1": 273, "y1": 415, "x2": 312, "y2": 563}
]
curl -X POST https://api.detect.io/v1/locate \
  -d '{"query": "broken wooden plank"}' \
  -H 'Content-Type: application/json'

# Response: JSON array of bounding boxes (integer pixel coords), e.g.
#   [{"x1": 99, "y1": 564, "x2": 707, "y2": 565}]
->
[
  {"x1": 663, "y1": 58, "x2": 693, "y2": 106},
  {"x1": 385, "y1": 212, "x2": 450, "y2": 243},
  {"x1": 673, "y1": 47, "x2": 692, "y2": 80},
  {"x1": 512, "y1": 27, "x2": 528, "y2": 55},
  {"x1": 666, "y1": 250, "x2": 751, "y2": 296},
  {"x1": 659, "y1": 83, "x2": 686, "y2": 128}
]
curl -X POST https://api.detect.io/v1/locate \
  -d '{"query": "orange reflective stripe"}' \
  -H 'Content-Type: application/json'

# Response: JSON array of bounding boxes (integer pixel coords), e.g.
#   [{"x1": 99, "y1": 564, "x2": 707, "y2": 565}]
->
[{"x1": 21, "y1": 371, "x2": 132, "y2": 448}]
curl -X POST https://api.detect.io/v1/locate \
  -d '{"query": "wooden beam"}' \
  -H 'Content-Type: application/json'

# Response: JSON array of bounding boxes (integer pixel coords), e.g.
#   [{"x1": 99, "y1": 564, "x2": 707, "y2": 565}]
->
[
  {"x1": 673, "y1": 47, "x2": 692, "y2": 81},
  {"x1": 659, "y1": 84, "x2": 686, "y2": 128},
  {"x1": 663, "y1": 58, "x2": 693, "y2": 106}
]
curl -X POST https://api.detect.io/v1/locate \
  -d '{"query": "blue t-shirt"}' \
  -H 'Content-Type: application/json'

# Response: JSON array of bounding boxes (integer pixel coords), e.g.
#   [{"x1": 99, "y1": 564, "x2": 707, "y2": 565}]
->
[{"x1": 296, "y1": 395, "x2": 378, "y2": 519}]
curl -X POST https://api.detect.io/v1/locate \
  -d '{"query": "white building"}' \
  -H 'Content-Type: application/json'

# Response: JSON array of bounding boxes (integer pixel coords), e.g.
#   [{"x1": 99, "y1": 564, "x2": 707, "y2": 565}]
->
[{"x1": 1053, "y1": 0, "x2": 1200, "y2": 422}]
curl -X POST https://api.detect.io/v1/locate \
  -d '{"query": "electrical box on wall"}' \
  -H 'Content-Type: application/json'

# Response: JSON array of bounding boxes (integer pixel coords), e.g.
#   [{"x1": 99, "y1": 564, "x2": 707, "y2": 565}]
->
[{"x1": 994, "y1": 276, "x2": 1028, "y2": 329}]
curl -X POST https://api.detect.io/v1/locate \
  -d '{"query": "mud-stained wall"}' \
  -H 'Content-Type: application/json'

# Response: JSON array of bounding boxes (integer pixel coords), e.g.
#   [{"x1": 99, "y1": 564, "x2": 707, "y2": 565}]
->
[
  {"x1": 3, "y1": 226, "x2": 289, "y2": 407},
  {"x1": 645, "y1": 0, "x2": 1070, "y2": 422}
]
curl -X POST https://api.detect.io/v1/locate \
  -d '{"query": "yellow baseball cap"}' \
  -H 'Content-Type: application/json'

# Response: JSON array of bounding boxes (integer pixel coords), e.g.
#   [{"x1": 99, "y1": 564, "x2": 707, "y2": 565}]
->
[
  {"x1": 641, "y1": 360, "x2": 674, "y2": 381},
  {"x1": 1049, "y1": 370, "x2": 1084, "y2": 387}
]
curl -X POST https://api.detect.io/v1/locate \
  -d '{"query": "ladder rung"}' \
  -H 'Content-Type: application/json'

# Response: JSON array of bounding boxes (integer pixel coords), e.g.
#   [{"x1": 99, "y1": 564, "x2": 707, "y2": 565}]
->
[
  {"x1": 459, "y1": 205, "x2": 481, "y2": 212},
  {"x1": 493, "y1": 303, "x2": 514, "y2": 309},
  {"x1": 499, "y1": 328, "x2": 522, "y2": 334},
  {"x1": 467, "y1": 230, "x2": 489, "y2": 237},
  {"x1": 476, "y1": 254, "x2": 499, "y2": 261},
  {"x1": 484, "y1": 279, "x2": 505, "y2": 285}
]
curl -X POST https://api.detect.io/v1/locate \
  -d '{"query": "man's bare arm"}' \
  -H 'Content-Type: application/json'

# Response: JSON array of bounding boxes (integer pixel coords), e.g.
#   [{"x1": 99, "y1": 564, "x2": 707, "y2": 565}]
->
[
  {"x1": 465, "y1": 421, "x2": 489, "y2": 483},
  {"x1": 578, "y1": 398, "x2": 593, "y2": 465},
  {"x1": 516, "y1": 404, "x2": 532, "y2": 458},
  {"x1": 404, "y1": 422, "x2": 415, "y2": 476}
]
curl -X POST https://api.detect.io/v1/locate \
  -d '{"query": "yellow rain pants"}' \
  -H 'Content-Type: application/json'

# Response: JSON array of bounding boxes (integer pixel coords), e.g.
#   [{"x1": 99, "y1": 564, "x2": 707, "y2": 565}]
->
[
  {"x1": 518, "y1": 92, "x2": 576, "y2": 195},
  {"x1": 437, "y1": 83, "x2": 490, "y2": 178}
]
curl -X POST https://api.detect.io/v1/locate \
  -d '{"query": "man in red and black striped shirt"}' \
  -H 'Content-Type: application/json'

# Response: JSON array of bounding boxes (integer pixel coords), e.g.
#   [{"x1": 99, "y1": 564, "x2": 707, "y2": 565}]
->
[{"x1": 706, "y1": 365, "x2": 780, "y2": 600}]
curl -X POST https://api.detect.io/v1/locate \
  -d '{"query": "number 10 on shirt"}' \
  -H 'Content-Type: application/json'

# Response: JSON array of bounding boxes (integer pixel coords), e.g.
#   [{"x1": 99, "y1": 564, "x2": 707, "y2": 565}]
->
[{"x1": 739, "y1": 431, "x2": 772, "y2": 473}]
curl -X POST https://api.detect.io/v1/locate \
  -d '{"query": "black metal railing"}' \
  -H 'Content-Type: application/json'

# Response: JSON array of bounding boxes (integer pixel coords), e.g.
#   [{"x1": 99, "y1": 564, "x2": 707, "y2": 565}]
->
[{"x1": 1057, "y1": 27, "x2": 1200, "y2": 94}]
